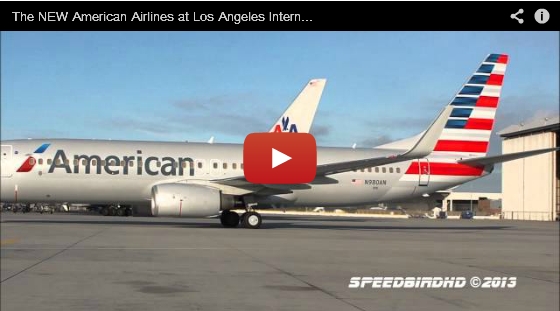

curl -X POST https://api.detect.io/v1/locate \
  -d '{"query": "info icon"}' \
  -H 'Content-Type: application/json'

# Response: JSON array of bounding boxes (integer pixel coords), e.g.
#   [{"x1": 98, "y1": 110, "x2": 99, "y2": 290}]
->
[{"x1": 534, "y1": 9, "x2": 550, "y2": 24}]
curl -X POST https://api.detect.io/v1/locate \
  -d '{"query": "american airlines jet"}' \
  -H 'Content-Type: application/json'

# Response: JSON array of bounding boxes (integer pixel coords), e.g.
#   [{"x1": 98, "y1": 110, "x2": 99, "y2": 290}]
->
[
  {"x1": 1, "y1": 54, "x2": 557, "y2": 228},
  {"x1": 0, "y1": 78, "x2": 327, "y2": 217}
]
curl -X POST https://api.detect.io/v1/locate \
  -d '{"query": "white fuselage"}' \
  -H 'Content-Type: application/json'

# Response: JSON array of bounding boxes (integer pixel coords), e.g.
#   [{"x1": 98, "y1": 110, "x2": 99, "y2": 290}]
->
[{"x1": 0, "y1": 139, "x2": 486, "y2": 208}]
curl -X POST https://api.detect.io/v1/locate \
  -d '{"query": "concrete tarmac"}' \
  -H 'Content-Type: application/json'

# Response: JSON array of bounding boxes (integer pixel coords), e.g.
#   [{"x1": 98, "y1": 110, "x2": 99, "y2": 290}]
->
[{"x1": 1, "y1": 213, "x2": 558, "y2": 311}]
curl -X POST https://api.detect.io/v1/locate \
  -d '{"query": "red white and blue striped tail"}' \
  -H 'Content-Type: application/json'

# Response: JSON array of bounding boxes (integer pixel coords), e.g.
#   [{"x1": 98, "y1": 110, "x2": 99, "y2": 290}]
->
[{"x1": 433, "y1": 53, "x2": 508, "y2": 157}]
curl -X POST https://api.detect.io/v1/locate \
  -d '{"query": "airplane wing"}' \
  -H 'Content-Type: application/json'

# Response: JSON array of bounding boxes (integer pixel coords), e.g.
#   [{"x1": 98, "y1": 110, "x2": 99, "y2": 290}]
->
[
  {"x1": 457, "y1": 147, "x2": 559, "y2": 166},
  {"x1": 214, "y1": 105, "x2": 453, "y2": 189},
  {"x1": 315, "y1": 105, "x2": 452, "y2": 175},
  {"x1": 269, "y1": 79, "x2": 326, "y2": 133}
]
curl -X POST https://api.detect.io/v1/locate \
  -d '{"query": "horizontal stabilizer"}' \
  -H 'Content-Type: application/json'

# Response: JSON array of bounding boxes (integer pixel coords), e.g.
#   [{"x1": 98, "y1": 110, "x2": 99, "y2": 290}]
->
[{"x1": 458, "y1": 147, "x2": 559, "y2": 166}]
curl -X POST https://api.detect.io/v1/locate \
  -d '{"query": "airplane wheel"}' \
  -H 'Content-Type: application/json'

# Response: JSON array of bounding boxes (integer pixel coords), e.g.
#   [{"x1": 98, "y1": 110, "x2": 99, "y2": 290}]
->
[
  {"x1": 108, "y1": 208, "x2": 116, "y2": 216},
  {"x1": 242, "y1": 211, "x2": 262, "y2": 229},
  {"x1": 116, "y1": 208, "x2": 125, "y2": 216},
  {"x1": 125, "y1": 208, "x2": 133, "y2": 217},
  {"x1": 220, "y1": 211, "x2": 240, "y2": 228},
  {"x1": 100, "y1": 208, "x2": 109, "y2": 216}
]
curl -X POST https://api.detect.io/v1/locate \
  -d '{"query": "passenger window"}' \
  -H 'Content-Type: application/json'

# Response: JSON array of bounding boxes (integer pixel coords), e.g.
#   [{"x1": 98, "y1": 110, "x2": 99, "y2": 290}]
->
[
  {"x1": 101, "y1": 160, "x2": 106, "y2": 166},
  {"x1": 241, "y1": 163, "x2": 244, "y2": 170},
  {"x1": 198, "y1": 162, "x2": 203, "y2": 169},
  {"x1": 56, "y1": 159, "x2": 62, "y2": 165},
  {"x1": 382, "y1": 167, "x2": 386, "y2": 173},
  {"x1": 375, "y1": 167, "x2": 379, "y2": 173},
  {"x1": 213, "y1": 162, "x2": 218, "y2": 169},
  {"x1": 29, "y1": 158, "x2": 36, "y2": 165},
  {"x1": 368, "y1": 167, "x2": 372, "y2": 173},
  {"x1": 73, "y1": 159, "x2": 78, "y2": 166},
  {"x1": 92, "y1": 160, "x2": 97, "y2": 166},
  {"x1": 389, "y1": 167, "x2": 394, "y2": 173},
  {"x1": 157, "y1": 161, "x2": 161, "y2": 167},
  {"x1": 109, "y1": 160, "x2": 116, "y2": 166},
  {"x1": 182, "y1": 162, "x2": 188, "y2": 168},
  {"x1": 396, "y1": 168, "x2": 401, "y2": 173},
  {"x1": 82, "y1": 160, "x2": 86, "y2": 166},
  {"x1": 47, "y1": 159, "x2": 52, "y2": 165},
  {"x1": 65, "y1": 159, "x2": 70, "y2": 165},
  {"x1": 223, "y1": 163, "x2": 227, "y2": 169},
  {"x1": 232, "y1": 163, "x2": 237, "y2": 169},
  {"x1": 38, "y1": 159, "x2": 43, "y2": 165},
  {"x1": 129, "y1": 161, "x2": 134, "y2": 167}
]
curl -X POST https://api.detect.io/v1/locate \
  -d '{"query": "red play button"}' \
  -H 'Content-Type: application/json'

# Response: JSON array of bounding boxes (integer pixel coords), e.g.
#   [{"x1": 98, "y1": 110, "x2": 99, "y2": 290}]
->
[{"x1": 243, "y1": 133, "x2": 317, "y2": 184}]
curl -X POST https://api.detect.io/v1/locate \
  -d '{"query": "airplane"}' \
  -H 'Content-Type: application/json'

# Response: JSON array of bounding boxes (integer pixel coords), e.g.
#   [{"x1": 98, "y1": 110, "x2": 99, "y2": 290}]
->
[{"x1": 1, "y1": 54, "x2": 557, "y2": 229}]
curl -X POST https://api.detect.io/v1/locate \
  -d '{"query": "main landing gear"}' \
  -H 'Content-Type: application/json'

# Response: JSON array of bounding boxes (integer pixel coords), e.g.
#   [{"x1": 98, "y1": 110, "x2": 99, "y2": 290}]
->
[
  {"x1": 220, "y1": 210, "x2": 262, "y2": 229},
  {"x1": 100, "y1": 205, "x2": 133, "y2": 217}
]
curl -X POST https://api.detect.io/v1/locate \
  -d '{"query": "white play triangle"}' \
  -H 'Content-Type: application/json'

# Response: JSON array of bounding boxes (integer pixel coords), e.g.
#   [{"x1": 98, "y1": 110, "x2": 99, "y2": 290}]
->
[{"x1": 272, "y1": 148, "x2": 292, "y2": 168}]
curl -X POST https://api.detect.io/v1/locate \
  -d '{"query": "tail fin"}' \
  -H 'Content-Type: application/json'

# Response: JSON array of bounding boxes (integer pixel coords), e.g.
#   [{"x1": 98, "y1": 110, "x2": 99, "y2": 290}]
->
[
  {"x1": 269, "y1": 79, "x2": 327, "y2": 133},
  {"x1": 433, "y1": 53, "x2": 508, "y2": 157}
]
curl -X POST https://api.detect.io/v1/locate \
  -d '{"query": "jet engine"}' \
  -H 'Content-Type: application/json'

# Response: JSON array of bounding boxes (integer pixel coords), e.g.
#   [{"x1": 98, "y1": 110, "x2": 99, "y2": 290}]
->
[{"x1": 151, "y1": 184, "x2": 235, "y2": 217}]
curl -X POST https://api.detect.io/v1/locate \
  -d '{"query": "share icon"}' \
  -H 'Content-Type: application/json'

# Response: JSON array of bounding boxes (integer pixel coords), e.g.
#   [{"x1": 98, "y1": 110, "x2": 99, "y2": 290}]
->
[{"x1": 510, "y1": 9, "x2": 524, "y2": 24}]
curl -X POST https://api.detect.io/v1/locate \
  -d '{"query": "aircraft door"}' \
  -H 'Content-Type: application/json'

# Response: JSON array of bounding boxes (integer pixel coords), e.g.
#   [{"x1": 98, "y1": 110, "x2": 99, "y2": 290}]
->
[
  {"x1": 1, "y1": 145, "x2": 13, "y2": 178},
  {"x1": 418, "y1": 158, "x2": 430, "y2": 186}
]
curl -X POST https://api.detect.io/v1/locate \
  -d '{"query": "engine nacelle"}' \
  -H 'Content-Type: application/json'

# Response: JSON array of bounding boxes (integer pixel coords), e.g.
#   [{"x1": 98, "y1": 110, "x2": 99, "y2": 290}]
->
[{"x1": 151, "y1": 184, "x2": 235, "y2": 217}]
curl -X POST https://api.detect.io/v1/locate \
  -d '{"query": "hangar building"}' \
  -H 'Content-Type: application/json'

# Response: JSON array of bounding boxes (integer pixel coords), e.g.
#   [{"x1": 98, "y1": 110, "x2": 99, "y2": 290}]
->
[{"x1": 499, "y1": 116, "x2": 559, "y2": 221}]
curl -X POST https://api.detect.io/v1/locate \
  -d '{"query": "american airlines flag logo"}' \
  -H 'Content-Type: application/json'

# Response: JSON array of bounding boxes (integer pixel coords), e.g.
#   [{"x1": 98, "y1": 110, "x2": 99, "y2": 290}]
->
[{"x1": 16, "y1": 143, "x2": 50, "y2": 173}]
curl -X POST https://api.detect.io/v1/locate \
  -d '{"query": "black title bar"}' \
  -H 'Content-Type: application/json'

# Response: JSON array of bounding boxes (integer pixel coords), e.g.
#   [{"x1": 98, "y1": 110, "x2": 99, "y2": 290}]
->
[{"x1": 1, "y1": 1, "x2": 557, "y2": 31}]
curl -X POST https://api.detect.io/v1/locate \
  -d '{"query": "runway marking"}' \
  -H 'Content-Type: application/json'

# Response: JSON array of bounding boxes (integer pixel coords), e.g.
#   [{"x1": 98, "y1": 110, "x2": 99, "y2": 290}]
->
[
  {"x1": 0, "y1": 239, "x2": 19, "y2": 246},
  {"x1": 229, "y1": 246, "x2": 368, "y2": 311},
  {"x1": 1, "y1": 229, "x2": 106, "y2": 284}
]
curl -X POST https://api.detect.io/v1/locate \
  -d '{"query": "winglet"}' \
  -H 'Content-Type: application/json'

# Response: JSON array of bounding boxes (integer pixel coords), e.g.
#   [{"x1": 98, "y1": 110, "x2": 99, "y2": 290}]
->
[{"x1": 401, "y1": 105, "x2": 454, "y2": 158}]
